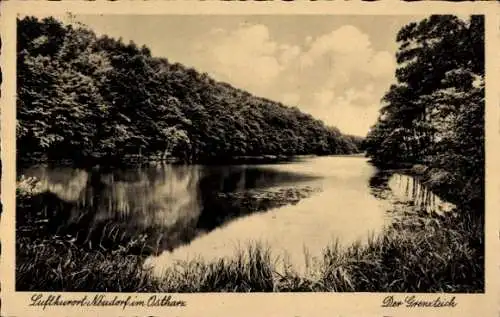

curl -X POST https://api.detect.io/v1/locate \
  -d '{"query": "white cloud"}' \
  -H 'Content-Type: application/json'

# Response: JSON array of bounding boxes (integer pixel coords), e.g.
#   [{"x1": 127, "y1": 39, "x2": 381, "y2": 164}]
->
[
  {"x1": 312, "y1": 25, "x2": 371, "y2": 55},
  {"x1": 313, "y1": 89, "x2": 335, "y2": 107},
  {"x1": 282, "y1": 92, "x2": 301, "y2": 105},
  {"x1": 290, "y1": 25, "x2": 395, "y2": 135},
  {"x1": 369, "y1": 51, "x2": 396, "y2": 78},
  {"x1": 278, "y1": 44, "x2": 301, "y2": 66},
  {"x1": 194, "y1": 23, "x2": 285, "y2": 94},
  {"x1": 300, "y1": 25, "x2": 395, "y2": 80},
  {"x1": 304, "y1": 84, "x2": 383, "y2": 136},
  {"x1": 329, "y1": 102, "x2": 380, "y2": 136},
  {"x1": 193, "y1": 23, "x2": 395, "y2": 136}
]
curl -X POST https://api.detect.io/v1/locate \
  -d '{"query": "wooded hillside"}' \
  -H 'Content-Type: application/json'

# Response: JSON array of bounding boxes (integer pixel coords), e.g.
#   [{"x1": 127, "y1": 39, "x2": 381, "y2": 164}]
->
[{"x1": 17, "y1": 17, "x2": 363, "y2": 165}]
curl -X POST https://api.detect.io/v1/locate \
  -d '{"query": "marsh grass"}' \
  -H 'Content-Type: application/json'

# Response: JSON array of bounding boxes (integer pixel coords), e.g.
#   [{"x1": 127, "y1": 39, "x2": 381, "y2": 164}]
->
[
  {"x1": 16, "y1": 210, "x2": 483, "y2": 292},
  {"x1": 16, "y1": 178, "x2": 483, "y2": 293}
]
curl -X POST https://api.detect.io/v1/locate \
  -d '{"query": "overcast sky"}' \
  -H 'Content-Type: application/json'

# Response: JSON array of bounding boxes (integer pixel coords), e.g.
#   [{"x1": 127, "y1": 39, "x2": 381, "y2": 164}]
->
[{"x1": 53, "y1": 14, "x2": 427, "y2": 136}]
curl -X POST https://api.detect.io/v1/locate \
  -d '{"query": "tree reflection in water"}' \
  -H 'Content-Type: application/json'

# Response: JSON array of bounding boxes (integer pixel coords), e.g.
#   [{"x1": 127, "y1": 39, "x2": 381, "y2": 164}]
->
[{"x1": 18, "y1": 163, "x2": 317, "y2": 255}]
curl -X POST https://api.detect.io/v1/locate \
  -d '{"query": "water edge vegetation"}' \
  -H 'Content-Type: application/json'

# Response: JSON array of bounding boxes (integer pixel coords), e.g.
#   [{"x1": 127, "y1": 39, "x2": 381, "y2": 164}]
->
[{"x1": 16, "y1": 14, "x2": 484, "y2": 292}]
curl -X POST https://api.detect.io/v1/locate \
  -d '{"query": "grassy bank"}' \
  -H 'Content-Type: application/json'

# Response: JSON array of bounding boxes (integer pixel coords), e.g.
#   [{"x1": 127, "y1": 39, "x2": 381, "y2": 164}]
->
[
  {"x1": 149, "y1": 208, "x2": 483, "y2": 293},
  {"x1": 16, "y1": 175, "x2": 483, "y2": 292}
]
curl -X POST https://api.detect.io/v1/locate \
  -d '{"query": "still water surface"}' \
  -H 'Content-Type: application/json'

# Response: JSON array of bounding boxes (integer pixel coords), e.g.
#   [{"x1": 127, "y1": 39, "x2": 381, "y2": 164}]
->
[{"x1": 20, "y1": 156, "x2": 454, "y2": 275}]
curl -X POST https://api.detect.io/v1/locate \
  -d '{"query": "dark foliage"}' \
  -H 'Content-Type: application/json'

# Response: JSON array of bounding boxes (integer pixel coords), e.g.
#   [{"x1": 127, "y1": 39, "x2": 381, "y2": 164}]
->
[
  {"x1": 17, "y1": 16, "x2": 362, "y2": 166},
  {"x1": 364, "y1": 15, "x2": 484, "y2": 207}
]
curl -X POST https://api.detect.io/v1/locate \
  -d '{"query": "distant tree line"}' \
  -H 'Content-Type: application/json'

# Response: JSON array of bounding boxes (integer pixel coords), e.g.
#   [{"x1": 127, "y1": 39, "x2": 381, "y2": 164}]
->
[
  {"x1": 364, "y1": 15, "x2": 484, "y2": 208},
  {"x1": 17, "y1": 16, "x2": 363, "y2": 165}
]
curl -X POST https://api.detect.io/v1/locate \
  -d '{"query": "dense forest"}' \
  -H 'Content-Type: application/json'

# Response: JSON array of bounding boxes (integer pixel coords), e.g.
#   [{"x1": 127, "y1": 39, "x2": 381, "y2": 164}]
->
[
  {"x1": 17, "y1": 17, "x2": 363, "y2": 165},
  {"x1": 364, "y1": 15, "x2": 484, "y2": 208}
]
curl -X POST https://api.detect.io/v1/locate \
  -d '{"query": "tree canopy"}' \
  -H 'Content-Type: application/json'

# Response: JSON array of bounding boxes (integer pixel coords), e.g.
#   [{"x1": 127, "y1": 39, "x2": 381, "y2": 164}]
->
[
  {"x1": 364, "y1": 15, "x2": 484, "y2": 208},
  {"x1": 17, "y1": 16, "x2": 363, "y2": 165}
]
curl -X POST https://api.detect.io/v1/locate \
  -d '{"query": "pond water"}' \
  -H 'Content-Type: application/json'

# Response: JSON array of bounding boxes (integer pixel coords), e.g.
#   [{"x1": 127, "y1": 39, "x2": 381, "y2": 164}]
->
[{"x1": 19, "y1": 156, "x2": 455, "y2": 276}]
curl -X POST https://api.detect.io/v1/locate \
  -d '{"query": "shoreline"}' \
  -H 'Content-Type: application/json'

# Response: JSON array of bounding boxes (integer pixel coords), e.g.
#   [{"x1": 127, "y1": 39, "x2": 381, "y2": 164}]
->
[
  {"x1": 17, "y1": 153, "x2": 367, "y2": 170},
  {"x1": 15, "y1": 162, "x2": 483, "y2": 293}
]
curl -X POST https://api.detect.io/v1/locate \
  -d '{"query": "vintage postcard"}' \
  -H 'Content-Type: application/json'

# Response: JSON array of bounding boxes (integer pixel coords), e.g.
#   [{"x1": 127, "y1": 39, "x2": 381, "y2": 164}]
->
[{"x1": 0, "y1": 1, "x2": 499, "y2": 317}]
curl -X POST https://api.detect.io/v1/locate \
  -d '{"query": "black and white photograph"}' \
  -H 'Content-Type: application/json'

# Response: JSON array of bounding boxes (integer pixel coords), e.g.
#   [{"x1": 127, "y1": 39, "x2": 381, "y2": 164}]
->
[
  {"x1": 1, "y1": 0, "x2": 498, "y2": 314},
  {"x1": 12, "y1": 12, "x2": 487, "y2": 295}
]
